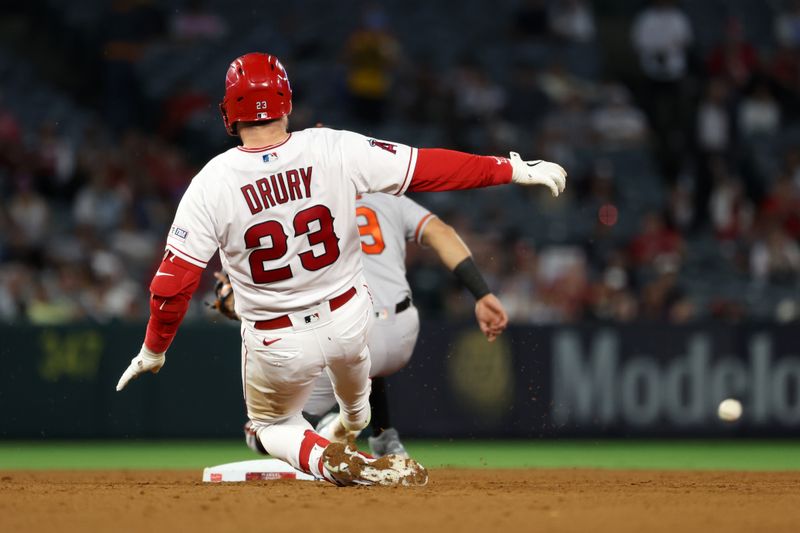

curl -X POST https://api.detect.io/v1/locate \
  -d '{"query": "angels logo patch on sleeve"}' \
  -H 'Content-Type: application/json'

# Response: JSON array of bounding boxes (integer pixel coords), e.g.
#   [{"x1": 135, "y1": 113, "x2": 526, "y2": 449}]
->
[{"x1": 368, "y1": 139, "x2": 397, "y2": 154}]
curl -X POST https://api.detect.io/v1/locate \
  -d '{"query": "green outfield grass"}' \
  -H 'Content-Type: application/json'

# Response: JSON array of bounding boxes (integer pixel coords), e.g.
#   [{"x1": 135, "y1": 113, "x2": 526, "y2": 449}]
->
[{"x1": 1, "y1": 440, "x2": 799, "y2": 471}]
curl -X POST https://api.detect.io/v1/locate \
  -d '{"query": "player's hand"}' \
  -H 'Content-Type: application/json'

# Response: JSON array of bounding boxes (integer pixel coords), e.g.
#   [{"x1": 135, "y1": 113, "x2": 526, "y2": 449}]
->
[
  {"x1": 509, "y1": 152, "x2": 567, "y2": 197},
  {"x1": 115, "y1": 345, "x2": 166, "y2": 391},
  {"x1": 475, "y1": 293, "x2": 508, "y2": 342}
]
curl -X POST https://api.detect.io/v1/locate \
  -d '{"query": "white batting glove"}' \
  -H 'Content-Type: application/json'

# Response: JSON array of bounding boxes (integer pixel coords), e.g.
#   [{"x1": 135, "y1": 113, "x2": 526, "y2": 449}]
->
[
  {"x1": 116, "y1": 345, "x2": 166, "y2": 391},
  {"x1": 509, "y1": 152, "x2": 567, "y2": 197}
]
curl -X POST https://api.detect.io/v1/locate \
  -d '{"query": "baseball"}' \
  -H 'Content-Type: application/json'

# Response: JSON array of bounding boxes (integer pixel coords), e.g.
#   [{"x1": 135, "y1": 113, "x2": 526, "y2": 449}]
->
[{"x1": 718, "y1": 398, "x2": 742, "y2": 422}]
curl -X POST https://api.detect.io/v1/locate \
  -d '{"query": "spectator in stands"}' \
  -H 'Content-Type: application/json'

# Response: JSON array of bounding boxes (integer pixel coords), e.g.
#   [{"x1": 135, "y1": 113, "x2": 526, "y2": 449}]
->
[
  {"x1": 541, "y1": 94, "x2": 592, "y2": 151},
  {"x1": 750, "y1": 225, "x2": 800, "y2": 285},
  {"x1": 159, "y1": 81, "x2": 212, "y2": 141},
  {"x1": 694, "y1": 80, "x2": 736, "y2": 225},
  {"x1": 448, "y1": 59, "x2": 507, "y2": 123},
  {"x1": 531, "y1": 246, "x2": 589, "y2": 323},
  {"x1": 7, "y1": 180, "x2": 49, "y2": 263},
  {"x1": 26, "y1": 278, "x2": 80, "y2": 325},
  {"x1": 640, "y1": 255, "x2": 695, "y2": 323},
  {"x1": 588, "y1": 255, "x2": 639, "y2": 322},
  {"x1": 170, "y1": 0, "x2": 227, "y2": 42},
  {"x1": 628, "y1": 211, "x2": 684, "y2": 267},
  {"x1": 72, "y1": 171, "x2": 128, "y2": 232},
  {"x1": 709, "y1": 172, "x2": 754, "y2": 242},
  {"x1": 536, "y1": 61, "x2": 595, "y2": 104},
  {"x1": 631, "y1": 0, "x2": 694, "y2": 182},
  {"x1": 697, "y1": 79, "x2": 734, "y2": 156},
  {"x1": 707, "y1": 17, "x2": 759, "y2": 91},
  {"x1": 35, "y1": 124, "x2": 77, "y2": 198},
  {"x1": 739, "y1": 83, "x2": 781, "y2": 138},
  {"x1": 497, "y1": 239, "x2": 540, "y2": 323},
  {"x1": 666, "y1": 182, "x2": 694, "y2": 231},
  {"x1": 343, "y1": 5, "x2": 402, "y2": 123},
  {"x1": 590, "y1": 84, "x2": 648, "y2": 147},
  {"x1": 0, "y1": 264, "x2": 26, "y2": 321},
  {"x1": 549, "y1": 0, "x2": 595, "y2": 43},
  {"x1": 631, "y1": 0, "x2": 693, "y2": 83},
  {"x1": 775, "y1": 0, "x2": 800, "y2": 49},
  {"x1": 759, "y1": 174, "x2": 800, "y2": 239},
  {"x1": 444, "y1": 57, "x2": 508, "y2": 151}
]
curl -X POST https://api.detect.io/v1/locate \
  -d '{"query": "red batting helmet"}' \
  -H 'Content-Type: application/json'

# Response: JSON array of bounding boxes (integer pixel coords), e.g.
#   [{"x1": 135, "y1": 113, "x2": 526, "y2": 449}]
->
[{"x1": 219, "y1": 53, "x2": 292, "y2": 136}]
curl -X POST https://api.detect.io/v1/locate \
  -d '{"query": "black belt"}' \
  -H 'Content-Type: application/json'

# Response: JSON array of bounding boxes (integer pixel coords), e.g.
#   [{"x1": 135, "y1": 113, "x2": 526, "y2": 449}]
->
[
  {"x1": 395, "y1": 296, "x2": 412, "y2": 314},
  {"x1": 376, "y1": 297, "x2": 412, "y2": 318}
]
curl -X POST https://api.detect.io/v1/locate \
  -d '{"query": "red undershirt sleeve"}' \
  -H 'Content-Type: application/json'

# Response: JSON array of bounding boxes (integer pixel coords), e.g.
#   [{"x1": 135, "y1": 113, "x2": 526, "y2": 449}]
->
[
  {"x1": 407, "y1": 148, "x2": 512, "y2": 192},
  {"x1": 143, "y1": 252, "x2": 204, "y2": 354}
]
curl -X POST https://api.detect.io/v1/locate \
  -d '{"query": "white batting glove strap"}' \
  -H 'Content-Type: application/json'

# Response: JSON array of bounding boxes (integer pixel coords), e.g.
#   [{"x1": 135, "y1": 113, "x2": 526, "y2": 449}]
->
[
  {"x1": 509, "y1": 151, "x2": 567, "y2": 197},
  {"x1": 115, "y1": 345, "x2": 166, "y2": 391}
]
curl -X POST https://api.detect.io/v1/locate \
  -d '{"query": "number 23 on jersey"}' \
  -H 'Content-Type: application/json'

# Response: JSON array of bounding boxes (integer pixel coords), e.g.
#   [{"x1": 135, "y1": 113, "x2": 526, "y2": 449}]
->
[{"x1": 245, "y1": 205, "x2": 341, "y2": 283}]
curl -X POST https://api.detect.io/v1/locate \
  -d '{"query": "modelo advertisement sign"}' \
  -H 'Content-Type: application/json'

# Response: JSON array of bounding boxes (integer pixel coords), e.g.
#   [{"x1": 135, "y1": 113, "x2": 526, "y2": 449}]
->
[
  {"x1": 388, "y1": 323, "x2": 800, "y2": 437},
  {"x1": 1, "y1": 323, "x2": 798, "y2": 438}
]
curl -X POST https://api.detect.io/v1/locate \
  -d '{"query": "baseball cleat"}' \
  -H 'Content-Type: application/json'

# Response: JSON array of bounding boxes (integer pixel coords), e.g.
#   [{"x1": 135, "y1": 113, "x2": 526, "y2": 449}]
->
[
  {"x1": 244, "y1": 420, "x2": 268, "y2": 456},
  {"x1": 322, "y1": 442, "x2": 428, "y2": 487},
  {"x1": 368, "y1": 428, "x2": 409, "y2": 458},
  {"x1": 316, "y1": 412, "x2": 360, "y2": 443}
]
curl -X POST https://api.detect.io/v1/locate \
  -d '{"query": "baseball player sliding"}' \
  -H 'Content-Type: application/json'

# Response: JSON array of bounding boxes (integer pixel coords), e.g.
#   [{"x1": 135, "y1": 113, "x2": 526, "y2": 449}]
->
[
  {"x1": 224, "y1": 192, "x2": 508, "y2": 457},
  {"x1": 116, "y1": 52, "x2": 566, "y2": 487}
]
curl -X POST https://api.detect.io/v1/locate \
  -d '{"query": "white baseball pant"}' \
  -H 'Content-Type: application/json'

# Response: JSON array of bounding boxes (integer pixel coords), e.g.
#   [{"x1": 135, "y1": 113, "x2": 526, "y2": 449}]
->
[
  {"x1": 304, "y1": 303, "x2": 420, "y2": 417},
  {"x1": 241, "y1": 280, "x2": 374, "y2": 478}
]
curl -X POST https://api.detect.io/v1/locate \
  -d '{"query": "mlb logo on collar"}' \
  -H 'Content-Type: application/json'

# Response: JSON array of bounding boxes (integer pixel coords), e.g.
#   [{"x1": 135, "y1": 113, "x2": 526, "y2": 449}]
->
[{"x1": 262, "y1": 152, "x2": 279, "y2": 162}]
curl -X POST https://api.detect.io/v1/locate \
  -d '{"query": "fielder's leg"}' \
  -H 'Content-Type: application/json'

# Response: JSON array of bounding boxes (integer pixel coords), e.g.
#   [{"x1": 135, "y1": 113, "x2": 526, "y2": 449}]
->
[
  {"x1": 369, "y1": 376, "x2": 392, "y2": 433},
  {"x1": 366, "y1": 305, "x2": 420, "y2": 457}
]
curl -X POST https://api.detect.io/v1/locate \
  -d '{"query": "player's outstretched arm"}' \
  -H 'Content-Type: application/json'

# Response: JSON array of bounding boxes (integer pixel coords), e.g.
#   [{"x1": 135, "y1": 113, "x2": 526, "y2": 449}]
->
[
  {"x1": 407, "y1": 148, "x2": 566, "y2": 196},
  {"x1": 421, "y1": 218, "x2": 509, "y2": 341},
  {"x1": 116, "y1": 252, "x2": 203, "y2": 391}
]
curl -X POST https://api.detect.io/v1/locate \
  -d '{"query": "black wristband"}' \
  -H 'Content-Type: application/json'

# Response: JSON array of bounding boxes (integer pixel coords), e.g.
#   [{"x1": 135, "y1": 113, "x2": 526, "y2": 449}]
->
[{"x1": 452, "y1": 257, "x2": 491, "y2": 300}]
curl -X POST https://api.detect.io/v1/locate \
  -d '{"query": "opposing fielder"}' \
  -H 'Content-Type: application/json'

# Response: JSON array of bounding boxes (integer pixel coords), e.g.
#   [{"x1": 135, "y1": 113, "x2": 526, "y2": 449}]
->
[{"x1": 116, "y1": 52, "x2": 566, "y2": 487}]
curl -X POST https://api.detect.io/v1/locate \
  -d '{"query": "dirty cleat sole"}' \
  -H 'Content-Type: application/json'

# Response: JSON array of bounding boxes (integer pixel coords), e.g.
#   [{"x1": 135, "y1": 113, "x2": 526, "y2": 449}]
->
[{"x1": 322, "y1": 442, "x2": 428, "y2": 487}]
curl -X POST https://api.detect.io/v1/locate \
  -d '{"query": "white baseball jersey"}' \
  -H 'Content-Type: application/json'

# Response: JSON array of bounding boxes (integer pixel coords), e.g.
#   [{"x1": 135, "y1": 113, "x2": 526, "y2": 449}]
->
[
  {"x1": 164, "y1": 127, "x2": 419, "y2": 321},
  {"x1": 355, "y1": 194, "x2": 434, "y2": 310}
]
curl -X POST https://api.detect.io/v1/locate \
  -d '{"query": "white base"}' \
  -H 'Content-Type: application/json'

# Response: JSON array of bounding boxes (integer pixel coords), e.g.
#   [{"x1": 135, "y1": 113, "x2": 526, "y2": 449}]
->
[{"x1": 202, "y1": 458, "x2": 319, "y2": 482}]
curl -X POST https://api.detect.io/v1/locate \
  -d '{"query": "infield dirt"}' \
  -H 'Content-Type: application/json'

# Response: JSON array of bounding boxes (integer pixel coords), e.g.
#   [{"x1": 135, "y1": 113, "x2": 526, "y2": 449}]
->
[{"x1": 1, "y1": 469, "x2": 798, "y2": 533}]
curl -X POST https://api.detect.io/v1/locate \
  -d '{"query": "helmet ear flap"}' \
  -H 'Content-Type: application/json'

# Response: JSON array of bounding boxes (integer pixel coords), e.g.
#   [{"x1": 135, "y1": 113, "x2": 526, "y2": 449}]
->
[{"x1": 219, "y1": 101, "x2": 236, "y2": 137}]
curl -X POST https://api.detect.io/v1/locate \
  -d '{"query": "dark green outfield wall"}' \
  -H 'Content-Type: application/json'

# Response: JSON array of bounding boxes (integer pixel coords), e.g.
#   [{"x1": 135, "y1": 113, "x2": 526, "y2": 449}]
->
[{"x1": 2, "y1": 322, "x2": 799, "y2": 438}]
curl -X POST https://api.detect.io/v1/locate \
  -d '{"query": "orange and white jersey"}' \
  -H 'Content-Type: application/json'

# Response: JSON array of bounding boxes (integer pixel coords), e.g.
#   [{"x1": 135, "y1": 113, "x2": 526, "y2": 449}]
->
[
  {"x1": 355, "y1": 194, "x2": 434, "y2": 310},
  {"x1": 165, "y1": 127, "x2": 418, "y2": 321}
]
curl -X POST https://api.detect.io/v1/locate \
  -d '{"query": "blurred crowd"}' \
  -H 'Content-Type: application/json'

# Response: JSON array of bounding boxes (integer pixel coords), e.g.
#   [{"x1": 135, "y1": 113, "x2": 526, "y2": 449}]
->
[{"x1": 1, "y1": 0, "x2": 800, "y2": 325}]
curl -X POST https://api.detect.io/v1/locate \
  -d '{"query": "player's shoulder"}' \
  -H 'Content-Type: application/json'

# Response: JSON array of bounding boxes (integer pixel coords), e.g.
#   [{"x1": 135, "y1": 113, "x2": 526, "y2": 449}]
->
[
  {"x1": 193, "y1": 151, "x2": 234, "y2": 184},
  {"x1": 296, "y1": 126, "x2": 362, "y2": 145},
  {"x1": 182, "y1": 150, "x2": 244, "y2": 197}
]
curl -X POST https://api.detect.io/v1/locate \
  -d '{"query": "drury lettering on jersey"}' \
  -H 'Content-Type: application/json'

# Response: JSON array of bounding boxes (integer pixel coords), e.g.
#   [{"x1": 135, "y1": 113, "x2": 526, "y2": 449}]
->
[{"x1": 240, "y1": 167, "x2": 313, "y2": 214}]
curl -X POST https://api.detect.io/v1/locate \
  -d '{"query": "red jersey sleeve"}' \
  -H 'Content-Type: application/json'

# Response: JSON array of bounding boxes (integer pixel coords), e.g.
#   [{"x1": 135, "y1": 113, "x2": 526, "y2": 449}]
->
[
  {"x1": 407, "y1": 148, "x2": 512, "y2": 192},
  {"x1": 143, "y1": 252, "x2": 203, "y2": 353}
]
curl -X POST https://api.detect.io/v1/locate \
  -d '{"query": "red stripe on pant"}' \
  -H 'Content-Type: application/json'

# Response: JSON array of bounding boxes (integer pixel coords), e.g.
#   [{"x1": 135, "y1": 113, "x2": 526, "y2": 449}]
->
[{"x1": 298, "y1": 430, "x2": 330, "y2": 474}]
